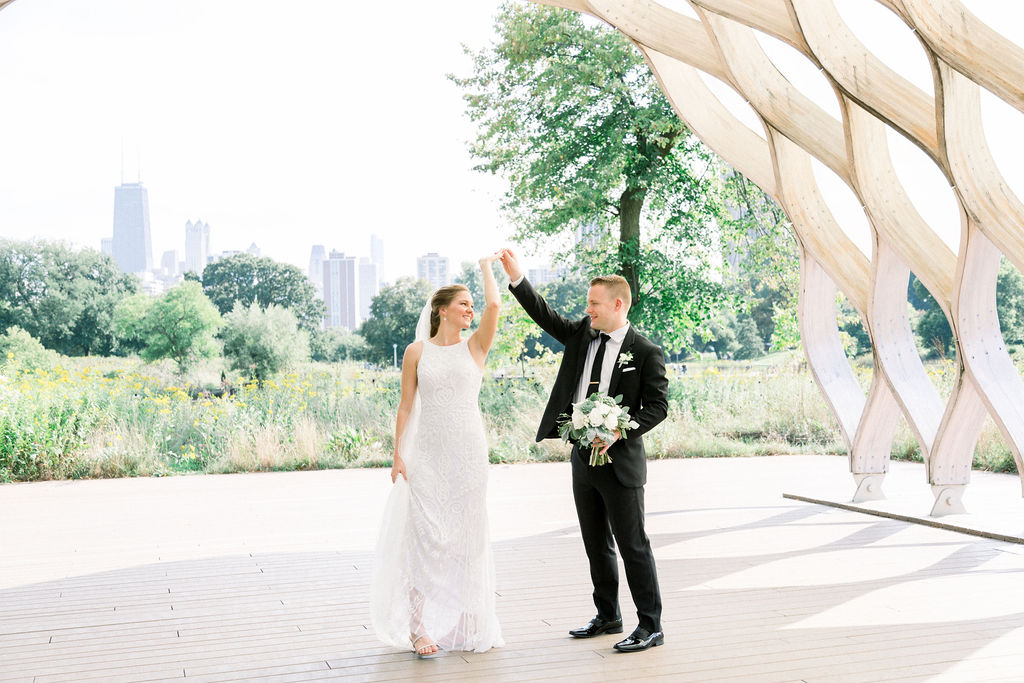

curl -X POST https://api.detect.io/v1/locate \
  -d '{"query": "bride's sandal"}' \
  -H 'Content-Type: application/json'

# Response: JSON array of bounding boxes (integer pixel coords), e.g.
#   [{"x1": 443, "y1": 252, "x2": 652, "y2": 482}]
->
[{"x1": 411, "y1": 634, "x2": 439, "y2": 659}]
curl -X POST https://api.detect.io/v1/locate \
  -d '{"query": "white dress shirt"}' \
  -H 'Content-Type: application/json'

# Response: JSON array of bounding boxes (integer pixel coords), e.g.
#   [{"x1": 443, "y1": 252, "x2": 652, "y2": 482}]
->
[
  {"x1": 576, "y1": 323, "x2": 629, "y2": 402},
  {"x1": 510, "y1": 274, "x2": 629, "y2": 402}
]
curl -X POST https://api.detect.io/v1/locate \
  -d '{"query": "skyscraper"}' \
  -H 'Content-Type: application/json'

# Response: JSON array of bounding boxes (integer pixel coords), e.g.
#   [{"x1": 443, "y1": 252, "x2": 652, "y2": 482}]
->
[
  {"x1": 111, "y1": 182, "x2": 153, "y2": 274},
  {"x1": 324, "y1": 251, "x2": 360, "y2": 330},
  {"x1": 417, "y1": 252, "x2": 449, "y2": 290},
  {"x1": 370, "y1": 234, "x2": 385, "y2": 281},
  {"x1": 161, "y1": 250, "x2": 180, "y2": 277},
  {"x1": 184, "y1": 219, "x2": 210, "y2": 275},
  {"x1": 308, "y1": 245, "x2": 327, "y2": 299},
  {"x1": 358, "y1": 257, "x2": 379, "y2": 322}
]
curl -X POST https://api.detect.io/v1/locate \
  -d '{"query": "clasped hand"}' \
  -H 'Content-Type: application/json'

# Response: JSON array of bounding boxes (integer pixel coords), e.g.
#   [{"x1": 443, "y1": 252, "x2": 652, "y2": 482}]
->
[
  {"x1": 592, "y1": 428, "x2": 621, "y2": 456},
  {"x1": 479, "y1": 250, "x2": 501, "y2": 267}
]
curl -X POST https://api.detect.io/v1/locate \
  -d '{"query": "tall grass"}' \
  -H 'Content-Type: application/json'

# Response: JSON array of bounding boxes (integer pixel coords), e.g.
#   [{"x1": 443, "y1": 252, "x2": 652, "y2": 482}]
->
[{"x1": 0, "y1": 353, "x2": 1017, "y2": 482}]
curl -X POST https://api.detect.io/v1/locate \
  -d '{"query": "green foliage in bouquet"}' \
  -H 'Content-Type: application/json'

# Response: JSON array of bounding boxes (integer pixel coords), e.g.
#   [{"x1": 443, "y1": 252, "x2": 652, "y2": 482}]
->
[{"x1": 557, "y1": 392, "x2": 639, "y2": 466}]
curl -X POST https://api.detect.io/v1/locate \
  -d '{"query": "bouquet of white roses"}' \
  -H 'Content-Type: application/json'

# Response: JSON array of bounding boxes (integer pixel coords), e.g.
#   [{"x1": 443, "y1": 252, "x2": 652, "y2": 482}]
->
[{"x1": 557, "y1": 392, "x2": 640, "y2": 466}]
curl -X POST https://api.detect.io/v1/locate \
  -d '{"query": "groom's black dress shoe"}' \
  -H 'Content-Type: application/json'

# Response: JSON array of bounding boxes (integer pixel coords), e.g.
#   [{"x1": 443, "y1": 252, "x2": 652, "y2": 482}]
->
[
  {"x1": 613, "y1": 627, "x2": 665, "y2": 652},
  {"x1": 569, "y1": 616, "x2": 623, "y2": 638}
]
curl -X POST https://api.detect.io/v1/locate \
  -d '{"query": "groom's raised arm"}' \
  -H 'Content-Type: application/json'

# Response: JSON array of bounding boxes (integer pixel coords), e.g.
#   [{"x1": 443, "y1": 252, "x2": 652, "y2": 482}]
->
[{"x1": 508, "y1": 276, "x2": 579, "y2": 345}]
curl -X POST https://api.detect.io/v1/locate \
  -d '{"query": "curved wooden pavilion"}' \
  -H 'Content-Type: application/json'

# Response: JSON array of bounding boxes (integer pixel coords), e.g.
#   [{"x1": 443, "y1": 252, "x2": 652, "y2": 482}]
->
[{"x1": 534, "y1": 0, "x2": 1024, "y2": 516}]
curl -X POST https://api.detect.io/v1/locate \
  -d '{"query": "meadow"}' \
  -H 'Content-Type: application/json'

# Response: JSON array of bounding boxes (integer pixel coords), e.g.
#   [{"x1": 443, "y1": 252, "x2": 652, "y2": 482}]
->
[{"x1": 0, "y1": 352, "x2": 1017, "y2": 482}]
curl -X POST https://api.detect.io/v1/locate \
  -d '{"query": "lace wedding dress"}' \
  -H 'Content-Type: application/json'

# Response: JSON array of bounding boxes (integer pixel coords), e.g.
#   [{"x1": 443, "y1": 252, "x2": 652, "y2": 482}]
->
[{"x1": 371, "y1": 338, "x2": 504, "y2": 653}]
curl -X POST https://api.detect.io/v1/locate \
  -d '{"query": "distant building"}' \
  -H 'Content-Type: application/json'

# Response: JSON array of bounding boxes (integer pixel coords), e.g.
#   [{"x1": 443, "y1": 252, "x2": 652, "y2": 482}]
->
[
  {"x1": 136, "y1": 271, "x2": 164, "y2": 296},
  {"x1": 246, "y1": 242, "x2": 261, "y2": 258},
  {"x1": 417, "y1": 252, "x2": 449, "y2": 290},
  {"x1": 308, "y1": 245, "x2": 327, "y2": 299},
  {"x1": 100, "y1": 238, "x2": 113, "y2": 256},
  {"x1": 359, "y1": 257, "x2": 379, "y2": 322},
  {"x1": 111, "y1": 182, "x2": 153, "y2": 274},
  {"x1": 160, "y1": 250, "x2": 179, "y2": 277},
  {"x1": 207, "y1": 250, "x2": 242, "y2": 267},
  {"x1": 324, "y1": 251, "x2": 360, "y2": 330},
  {"x1": 370, "y1": 233, "x2": 385, "y2": 280},
  {"x1": 575, "y1": 220, "x2": 606, "y2": 250},
  {"x1": 184, "y1": 219, "x2": 210, "y2": 276},
  {"x1": 528, "y1": 265, "x2": 571, "y2": 286}
]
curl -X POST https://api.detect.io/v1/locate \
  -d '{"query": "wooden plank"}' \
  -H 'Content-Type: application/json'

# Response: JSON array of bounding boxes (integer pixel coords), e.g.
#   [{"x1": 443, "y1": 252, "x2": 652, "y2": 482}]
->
[{"x1": 3, "y1": 459, "x2": 1024, "y2": 681}]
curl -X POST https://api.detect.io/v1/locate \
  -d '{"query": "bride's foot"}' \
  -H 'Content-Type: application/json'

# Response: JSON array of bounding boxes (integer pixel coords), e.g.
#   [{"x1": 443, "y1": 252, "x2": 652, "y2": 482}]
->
[{"x1": 411, "y1": 633, "x2": 439, "y2": 658}]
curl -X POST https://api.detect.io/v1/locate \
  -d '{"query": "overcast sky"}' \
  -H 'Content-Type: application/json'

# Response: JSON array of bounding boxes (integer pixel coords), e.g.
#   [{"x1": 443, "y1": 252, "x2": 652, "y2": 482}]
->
[
  {"x1": 0, "y1": 0, "x2": 1021, "y2": 282},
  {"x1": 0, "y1": 0, "x2": 513, "y2": 282}
]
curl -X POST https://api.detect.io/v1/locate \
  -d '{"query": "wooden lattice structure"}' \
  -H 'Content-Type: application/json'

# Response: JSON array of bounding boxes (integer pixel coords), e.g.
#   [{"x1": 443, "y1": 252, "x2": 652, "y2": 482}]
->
[{"x1": 534, "y1": 0, "x2": 1024, "y2": 516}]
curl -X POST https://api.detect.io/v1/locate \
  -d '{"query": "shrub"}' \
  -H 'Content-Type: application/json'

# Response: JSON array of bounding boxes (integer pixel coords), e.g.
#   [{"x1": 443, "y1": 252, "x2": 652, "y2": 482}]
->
[
  {"x1": 221, "y1": 302, "x2": 310, "y2": 382},
  {"x1": 0, "y1": 326, "x2": 61, "y2": 372}
]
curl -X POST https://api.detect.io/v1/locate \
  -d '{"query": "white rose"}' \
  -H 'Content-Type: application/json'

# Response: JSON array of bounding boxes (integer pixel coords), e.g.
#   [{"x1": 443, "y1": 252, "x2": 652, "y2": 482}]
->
[
  {"x1": 608, "y1": 405, "x2": 622, "y2": 419},
  {"x1": 627, "y1": 420, "x2": 639, "y2": 430},
  {"x1": 603, "y1": 413, "x2": 618, "y2": 430},
  {"x1": 588, "y1": 408, "x2": 605, "y2": 427},
  {"x1": 572, "y1": 410, "x2": 587, "y2": 430}
]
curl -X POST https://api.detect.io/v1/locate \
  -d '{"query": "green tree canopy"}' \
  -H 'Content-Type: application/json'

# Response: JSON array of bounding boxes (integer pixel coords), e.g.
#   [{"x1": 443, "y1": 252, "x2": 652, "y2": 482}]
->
[
  {"x1": 996, "y1": 258, "x2": 1024, "y2": 346},
  {"x1": 452, "y1": 3, "x2": 730, "y2": 350},
  {"x1": 532, "y1": 275, "x2": 589, "y2": 355},
  {"x1": 359, "y1": 278, "x2": 434, "y2": 366},
  {"x1": 454, "y1": 260, "x2": 511, "y2": 328},
  {"x1": 698, "y1": 310, "x2": 739, "y2": 360},
  {"x1": 719, "y1": 172, "x2": 800, "y2": 352},
  {"x1": 115, "y1": 281, "x2": 222, "y2": 374},
  {"x1": 0, "y1": 326, "x2": 62, "y2": 372},
  {"x1": 201, "y1": 253, "x2": 325, "y2": 331},
  {"x1": 733, "y1": 316, "x2": 765, "y2": 360},
  {"x1": 221, "y1": 302, "x2": 309, "y2": 382},
  {"x1": 310, "y1": 327, "x2": 367, "y2": 363},
  {"x1": 0, "y1": 240, "x2": 139, "y2": 356}
]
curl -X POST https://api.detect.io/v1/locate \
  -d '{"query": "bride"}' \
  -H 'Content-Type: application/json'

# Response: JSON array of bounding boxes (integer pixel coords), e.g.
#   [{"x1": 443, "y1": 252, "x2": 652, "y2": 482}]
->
[{"x1": 371, "y1": 252, "x2": 505, "y2": 657}]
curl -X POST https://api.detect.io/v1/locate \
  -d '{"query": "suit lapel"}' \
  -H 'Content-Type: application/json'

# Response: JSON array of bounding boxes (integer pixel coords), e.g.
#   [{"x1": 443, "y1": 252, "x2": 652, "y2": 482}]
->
[{"x1": 608, "y1": 327, "x2": 636, "y2": 398}]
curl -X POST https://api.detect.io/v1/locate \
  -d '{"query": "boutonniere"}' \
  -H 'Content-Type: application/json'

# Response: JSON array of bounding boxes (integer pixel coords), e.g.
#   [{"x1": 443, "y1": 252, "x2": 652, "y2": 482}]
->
[{"x1": 617, "y1": 351, "x2": 633, "y2": 368}]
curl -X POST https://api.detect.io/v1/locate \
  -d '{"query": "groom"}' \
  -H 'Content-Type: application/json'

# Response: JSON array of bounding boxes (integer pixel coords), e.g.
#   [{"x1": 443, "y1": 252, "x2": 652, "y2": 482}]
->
[{"x1": 500, "y1": 248, "x2": 668, "y2": 653}]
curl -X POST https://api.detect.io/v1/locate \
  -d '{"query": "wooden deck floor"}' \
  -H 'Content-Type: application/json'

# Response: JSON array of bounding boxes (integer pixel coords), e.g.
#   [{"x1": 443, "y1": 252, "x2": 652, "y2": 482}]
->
[{"x1": 3, "y1": 455, "x2": 1024, "y2": 682}]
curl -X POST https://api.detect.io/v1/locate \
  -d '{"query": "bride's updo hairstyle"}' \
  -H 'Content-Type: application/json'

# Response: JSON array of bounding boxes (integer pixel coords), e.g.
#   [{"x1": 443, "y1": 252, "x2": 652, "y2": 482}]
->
[{"x1": 430, "y1": 284, "x2": 469, "y2": 337}]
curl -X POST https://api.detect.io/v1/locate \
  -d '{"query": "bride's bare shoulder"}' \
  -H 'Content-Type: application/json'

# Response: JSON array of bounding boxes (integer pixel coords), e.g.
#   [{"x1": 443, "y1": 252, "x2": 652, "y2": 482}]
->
[{"x1": 403, "y1": 340, "x2": 425, "y2": 362}]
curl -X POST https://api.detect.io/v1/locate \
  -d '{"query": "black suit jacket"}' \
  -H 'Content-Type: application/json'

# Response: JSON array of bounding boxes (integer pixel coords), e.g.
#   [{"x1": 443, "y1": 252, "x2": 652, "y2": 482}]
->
[{"x1": 510, "y1": 278, "x2": 669, "y2": 487}]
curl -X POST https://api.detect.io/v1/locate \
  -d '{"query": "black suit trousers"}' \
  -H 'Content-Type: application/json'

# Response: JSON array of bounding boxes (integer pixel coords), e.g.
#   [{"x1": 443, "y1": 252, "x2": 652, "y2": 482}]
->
[{"x1": 571, "y1": 445, "x2": 662, "y2": 633}]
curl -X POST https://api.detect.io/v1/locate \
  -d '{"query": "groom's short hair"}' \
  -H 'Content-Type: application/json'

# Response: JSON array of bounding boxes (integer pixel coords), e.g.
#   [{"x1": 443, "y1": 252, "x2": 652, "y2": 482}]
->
[{"x1": 590, "y1": 275, "x2": 631, "y2": 309}]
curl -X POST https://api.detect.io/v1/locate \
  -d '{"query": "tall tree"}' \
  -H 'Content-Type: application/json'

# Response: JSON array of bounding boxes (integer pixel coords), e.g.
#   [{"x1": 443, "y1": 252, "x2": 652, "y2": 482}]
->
[
  {"x1": 359, "y1": 278, "x2": 435, "y2": 367},
  {"x1": 221, "y1": 302, "x2": 309, "y2": 382},
  {"x1": 452, "y1": 4, "x2": 728, "y2": 350},
  {"x1": 718, "y1": 172, "x2": 801, "y2": 352},
  {"x1": 115, "y1": 281, "x2": 222, "y2": 374},
  {"x1": 201, "y1": 253, "x2": 325, "y2": 332},
  {"x1": 0, "y1": 240, "x2": 138, "y2": 355}
]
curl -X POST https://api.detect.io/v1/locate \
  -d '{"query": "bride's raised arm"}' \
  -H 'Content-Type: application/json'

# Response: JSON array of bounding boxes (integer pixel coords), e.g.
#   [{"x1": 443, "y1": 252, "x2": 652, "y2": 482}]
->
[{"x1": 468, "y1": 252, "x2": 501, "y2": 365}]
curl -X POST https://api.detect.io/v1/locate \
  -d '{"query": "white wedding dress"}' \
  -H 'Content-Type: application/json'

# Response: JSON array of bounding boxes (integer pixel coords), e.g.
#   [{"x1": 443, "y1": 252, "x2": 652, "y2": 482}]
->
[{"x1": 371, "y1": 338, "x2": 504, "y2": 653}]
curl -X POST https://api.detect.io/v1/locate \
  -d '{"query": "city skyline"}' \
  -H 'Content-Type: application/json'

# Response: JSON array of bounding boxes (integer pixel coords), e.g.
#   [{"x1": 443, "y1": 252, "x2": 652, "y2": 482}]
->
[
  {"x1": 3, "y1": 1, "x2": 1020, "y2": 280},
  {"x1": 0, "y1": 0, "x2": 550, "y2": 279}
]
